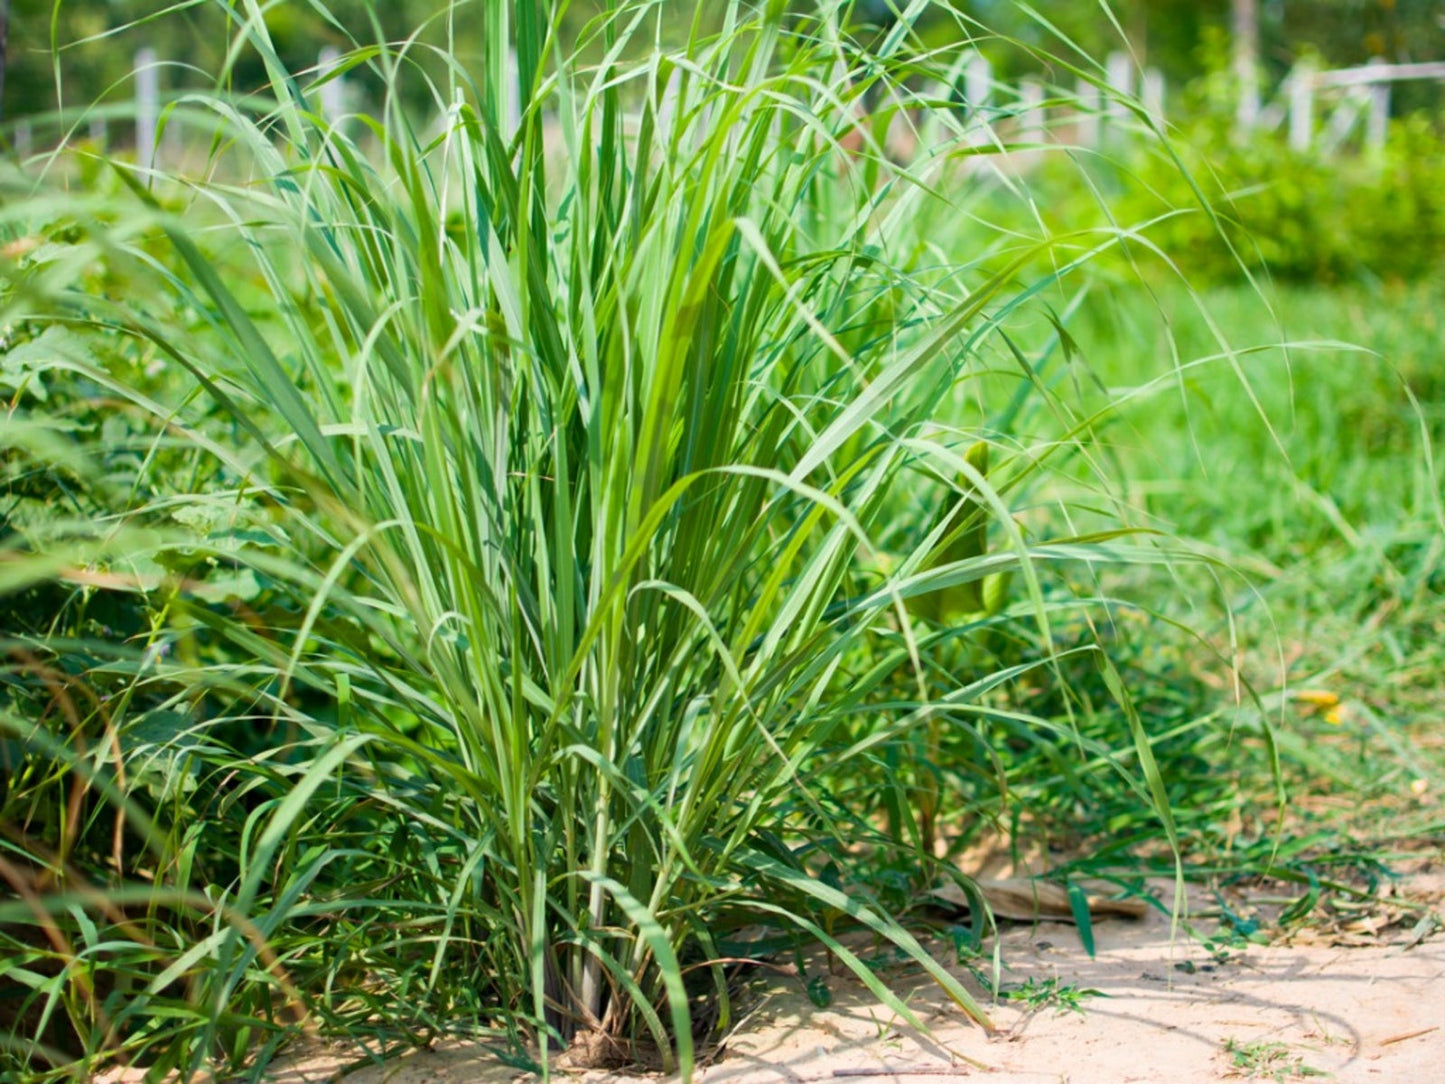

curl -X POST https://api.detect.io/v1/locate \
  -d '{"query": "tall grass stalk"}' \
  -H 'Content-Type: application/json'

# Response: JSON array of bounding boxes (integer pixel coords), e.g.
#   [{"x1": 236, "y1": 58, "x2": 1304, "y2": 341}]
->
[{"x1": 1, "y1": 1, "x2": 1204, "y2": 1077}]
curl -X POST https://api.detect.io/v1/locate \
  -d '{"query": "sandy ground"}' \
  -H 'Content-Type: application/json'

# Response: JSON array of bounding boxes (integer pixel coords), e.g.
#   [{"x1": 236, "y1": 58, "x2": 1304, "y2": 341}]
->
[{"x1": 260, "y1": 866, "x2": 1445, "y2": 1084}]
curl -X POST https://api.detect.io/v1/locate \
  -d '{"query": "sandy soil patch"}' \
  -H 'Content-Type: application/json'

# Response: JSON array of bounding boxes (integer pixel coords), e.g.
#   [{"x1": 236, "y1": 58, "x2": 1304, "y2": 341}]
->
[{"x1": 259, "y1": 865, "x2": 1445, "y2": 1084}]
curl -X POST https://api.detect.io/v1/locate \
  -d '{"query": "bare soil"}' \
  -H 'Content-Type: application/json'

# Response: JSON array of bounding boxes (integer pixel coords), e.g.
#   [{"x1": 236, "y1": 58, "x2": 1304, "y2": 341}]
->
[{"x1": 253, "y1": 862, "x2": 1445, "y2": 1084}]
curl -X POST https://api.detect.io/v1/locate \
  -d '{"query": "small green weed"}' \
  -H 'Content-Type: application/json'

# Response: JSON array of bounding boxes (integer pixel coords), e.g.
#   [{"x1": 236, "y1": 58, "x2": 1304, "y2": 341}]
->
[
  {"x1": 998, "y1": 976, "x2": 1105, "y2": 1016},
  {"x1": 1222, "y1": 1038, "x2": 1328, "y2": 1081},
  {"x1": 1203, "y1": 893, "x2": 1273, "y2": 953}
]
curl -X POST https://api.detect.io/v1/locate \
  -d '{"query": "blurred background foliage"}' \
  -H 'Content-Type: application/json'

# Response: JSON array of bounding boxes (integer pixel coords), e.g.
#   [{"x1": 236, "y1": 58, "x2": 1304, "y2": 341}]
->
[
  {"x1": 4, "y1": 0, "x2": 1445, "y2": 121},
  {"x1": 6, "y1": 1, "x2": 1444, "y2": 291}
]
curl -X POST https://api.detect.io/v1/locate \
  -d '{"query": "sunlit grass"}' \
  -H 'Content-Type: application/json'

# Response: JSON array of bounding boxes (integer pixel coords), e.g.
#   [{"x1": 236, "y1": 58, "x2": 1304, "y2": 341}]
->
[{"x1": 2, "y1": 2, "x2": 1398, "y2": 1081}]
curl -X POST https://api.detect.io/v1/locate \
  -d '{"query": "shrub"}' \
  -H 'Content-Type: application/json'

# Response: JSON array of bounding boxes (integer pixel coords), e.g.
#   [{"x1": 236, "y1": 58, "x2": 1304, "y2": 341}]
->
[{"x1": 1116, "y1": 111, "x2": 1445, "y2": 284}]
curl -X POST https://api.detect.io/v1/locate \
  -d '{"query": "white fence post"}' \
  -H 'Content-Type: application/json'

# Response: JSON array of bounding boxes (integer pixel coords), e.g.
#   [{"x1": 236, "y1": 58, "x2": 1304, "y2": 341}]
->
[
  {"x1": 14, "y1": 120, "x2": 31, "y2": 158},
  {"x1": 1105, "y1": 51, "x2": 1133, "y2": 125},
  {"x1": 505, "y1": 47, "x2": 522, "y2": 137},
  {"x1": 1075, "y1": 78, "x2": 1101, "y2": 147},
  {"x1": 1017, "y1": 79, "x2": 1044, "y2": 144},
  {"x1": 1142, "y1": 68, "x2": 1165, "y2": 126},
  {"x1": 1366, "y1": 82, "x2": 1391, "y2": 149},
  {"x1": 1364, "y1": 59, "x2": 1391, "y2": 149},
  {"x1": 657, "y1": 66, "x2": 681, "y2": 141},
  {"x1": 1233, "y1": 0, "x2": 1261, "y2": 132},
  {"x1": 1288, "y1": 66, "x2": 1314, "y2": 151},
  {"x1": 965, "y1": 53, "x2": 992, "y2": 144},
  {"x1": 318, "y1": 46, "x2": 345, "y2": 124},
  {"x1": 136, "y1": 47, "x2": 159, "y2": 168}
]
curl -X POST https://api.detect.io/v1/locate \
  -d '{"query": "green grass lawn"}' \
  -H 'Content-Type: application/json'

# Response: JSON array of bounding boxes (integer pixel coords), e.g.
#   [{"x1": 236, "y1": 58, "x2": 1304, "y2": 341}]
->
[
  {"x1": 841, "y1": 273, "x2": 1445, "y2": 870},
  {"x1": 1069, "y1": 277, "x2": 1444, "y2": 839}
]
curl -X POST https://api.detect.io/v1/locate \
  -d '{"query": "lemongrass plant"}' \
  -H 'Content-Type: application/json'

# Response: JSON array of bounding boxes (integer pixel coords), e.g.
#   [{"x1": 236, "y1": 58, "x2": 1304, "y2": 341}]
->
[{"x1": 0, "y1": 0, "x2": 1199, "y2": 1078}]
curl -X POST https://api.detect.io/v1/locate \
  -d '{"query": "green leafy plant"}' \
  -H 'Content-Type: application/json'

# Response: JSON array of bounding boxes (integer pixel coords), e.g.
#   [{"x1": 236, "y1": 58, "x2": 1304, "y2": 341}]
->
[
  {"x1": 1119, "y1": 112, "x2": 1445, "y2": 285},
  {"x1": 0, "y1": 2, "x2": 1242, "y2": 1080},
  {"x1": 1222, "y1": 1038, "x2": 1327, "y2": 1081},
  {"x1": 999, "y1": 975, "x2": 1105, "y2": 1016},
  {"x1": 1022, "y1": 31, "x2": 1445, "y2": 289}
]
